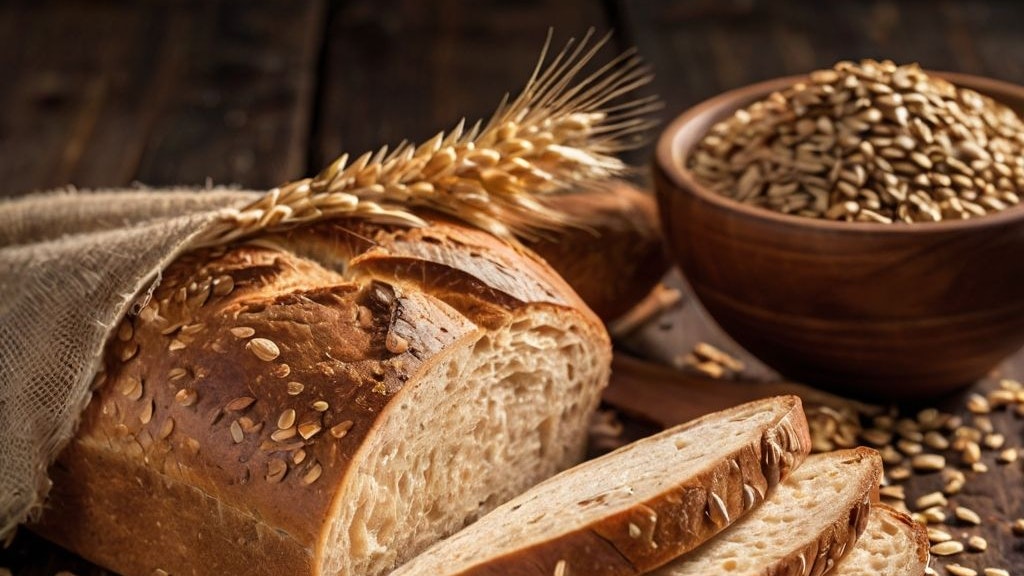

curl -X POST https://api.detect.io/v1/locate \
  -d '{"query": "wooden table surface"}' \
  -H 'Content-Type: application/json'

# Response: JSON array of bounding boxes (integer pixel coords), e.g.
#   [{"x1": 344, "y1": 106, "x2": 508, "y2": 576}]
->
[{"x1": 2, "y1": 0, "x2": 1024, "y2": 574}]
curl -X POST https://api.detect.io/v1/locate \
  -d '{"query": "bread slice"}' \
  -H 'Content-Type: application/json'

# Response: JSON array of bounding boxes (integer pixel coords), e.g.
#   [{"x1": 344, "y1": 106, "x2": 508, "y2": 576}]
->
[
  {"x1": 831, "y1": 504, "x2": 930, "y2": 576},
  {"x1": 392, "y1": 396, "x2": 811, "y2": 576},
  {"x1": 651, "y1": 447, "x2": 881, "y2": 576}
]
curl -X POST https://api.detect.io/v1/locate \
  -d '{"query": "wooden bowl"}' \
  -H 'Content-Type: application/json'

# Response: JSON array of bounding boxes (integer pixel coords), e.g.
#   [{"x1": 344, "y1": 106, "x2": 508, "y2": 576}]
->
[{"x1": 654, "y1": 73, "x2": 1024, "y2": 399}]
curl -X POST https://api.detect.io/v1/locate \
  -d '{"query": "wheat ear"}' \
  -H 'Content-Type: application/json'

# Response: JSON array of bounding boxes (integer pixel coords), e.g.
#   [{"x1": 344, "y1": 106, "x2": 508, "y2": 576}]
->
[{"x1": 197, "y1": 29, "x2": 657, "y2": 247}]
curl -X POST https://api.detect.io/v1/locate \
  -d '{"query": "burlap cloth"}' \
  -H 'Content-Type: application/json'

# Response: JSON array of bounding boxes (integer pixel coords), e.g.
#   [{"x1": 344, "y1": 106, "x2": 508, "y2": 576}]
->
[{"x1": 0, "y1": 188, "x2": 270, "y2": 540}]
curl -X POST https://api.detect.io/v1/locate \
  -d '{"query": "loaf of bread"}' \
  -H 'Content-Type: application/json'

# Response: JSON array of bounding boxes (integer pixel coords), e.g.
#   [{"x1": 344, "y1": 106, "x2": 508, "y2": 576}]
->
[
  {"x1": 31, "y1": 217, "x2": 612, "y2": 576},
  {"x1": 525, "y1": 182, "x2": 668, "y2": 322}
]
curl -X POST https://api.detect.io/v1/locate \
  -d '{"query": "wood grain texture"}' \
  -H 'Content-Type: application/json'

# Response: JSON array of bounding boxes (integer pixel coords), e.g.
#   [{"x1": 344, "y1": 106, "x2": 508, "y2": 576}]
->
[
  {"x1": 310, "y1": 0, "x2": 611, "y2": 171},
  {"x1": 0, "y1": 0, "x2": 323, "y2": 198}
]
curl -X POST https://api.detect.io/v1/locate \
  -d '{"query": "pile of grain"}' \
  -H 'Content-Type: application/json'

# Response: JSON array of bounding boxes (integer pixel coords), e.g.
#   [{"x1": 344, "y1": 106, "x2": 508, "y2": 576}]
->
[{"x1": 690, "y1": 59, "x2": 1024, "y2": 223}]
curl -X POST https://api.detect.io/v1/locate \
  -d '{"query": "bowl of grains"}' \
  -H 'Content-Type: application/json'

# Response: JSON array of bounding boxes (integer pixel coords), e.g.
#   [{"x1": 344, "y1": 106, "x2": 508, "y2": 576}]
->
[{"x1": 654, "y1": 59, "x2": 1024, "y2": 398}]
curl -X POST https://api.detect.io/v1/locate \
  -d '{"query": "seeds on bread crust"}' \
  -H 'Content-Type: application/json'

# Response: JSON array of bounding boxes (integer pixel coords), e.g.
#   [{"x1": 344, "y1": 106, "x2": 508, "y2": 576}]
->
[
  {"x1": 230, "y1": 326, "x2": 256, "y2": 339},
  {"x1": 330, "y1": 420, "x2": 354, "y2": 439},
  {"x1": 225, "y1": 397, "x2": 256, "y2": 412},
  {"x1": 277, "y1": 409, "x2": 297, "y2": 430},
  {"x1": 247, "y1": 338, "x2": 281, "y2": 362}
]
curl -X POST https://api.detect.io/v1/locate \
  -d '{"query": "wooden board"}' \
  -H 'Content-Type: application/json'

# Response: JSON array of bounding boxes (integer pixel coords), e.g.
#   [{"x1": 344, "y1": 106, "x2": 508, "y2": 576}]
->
[
  {"x1": 310, "y1": 0, "x2": 611, "y2": 170},
  {"x1": 0, "y1": 0, "x2": 323, "y2": 198}
]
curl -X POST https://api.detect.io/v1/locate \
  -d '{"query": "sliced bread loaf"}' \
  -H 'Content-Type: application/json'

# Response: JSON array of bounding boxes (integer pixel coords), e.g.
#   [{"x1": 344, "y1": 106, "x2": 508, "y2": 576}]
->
[
  {"x1": 831, "y1": 504, "x2": 930, "y2": 576},
  {"x1": 33, "y1": 219, "x2": 612, "y2": 576},
  {"x1": 651, "y1": 447, "x2": 881, "y2": 576},
  {"x1": 392, "y1": 396, "x2": 811, "y2": 576}
]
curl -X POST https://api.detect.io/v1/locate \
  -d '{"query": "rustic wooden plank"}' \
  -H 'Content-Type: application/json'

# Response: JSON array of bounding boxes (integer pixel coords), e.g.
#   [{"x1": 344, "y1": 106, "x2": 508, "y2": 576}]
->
[
  {"x1": 311, "y1": 0, "x2": 613, "y2": 172},
  {"x1": 614, "y1": 0, "x2": 1024, "y2": 120},
  {"x1": 0, "y1": 0, "x2": 323, "y2": 198}
]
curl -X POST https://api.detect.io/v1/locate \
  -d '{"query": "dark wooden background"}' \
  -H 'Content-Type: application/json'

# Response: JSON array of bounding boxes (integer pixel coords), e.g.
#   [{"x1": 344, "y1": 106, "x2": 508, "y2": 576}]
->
[{"x1": 2, "y1": 0, "x2": 1024, "y2": 574}]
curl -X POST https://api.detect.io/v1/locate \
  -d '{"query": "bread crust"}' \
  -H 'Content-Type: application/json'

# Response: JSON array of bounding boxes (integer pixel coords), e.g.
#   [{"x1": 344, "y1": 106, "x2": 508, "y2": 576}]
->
[
  {"x1": 831, "y1": 503, "x2": 930, "y2": 576},
  {"x1": 525, "y1": 183, "x2": 668, "y2": 321},
  {"x1": 393, "y1": 396, "x2": 812, "y2": 576},
  {"x1": 872, "y1": 504, "x2": 930, "y2": 569},
  {"x1": 32, "y1": 217, "x2": 610, "y2": 576},
  {"x1": 757, "y1": 447, "x2": 880, "y2": 576}
]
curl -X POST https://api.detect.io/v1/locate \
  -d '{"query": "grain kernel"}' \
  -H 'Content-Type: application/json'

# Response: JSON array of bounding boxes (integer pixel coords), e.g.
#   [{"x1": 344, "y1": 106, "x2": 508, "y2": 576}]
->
[
  {"x1": 930, "y1": 540, "x2": 964, "y2": 556},
  {"x1": 915, "y1": 491, "x2": 947, "y2": 510},
  {"x1": 911, "y1": 453, "x2": 945, "y2": 472},
  {"x1": 247, "y1": 337, "x2": 280, "y2": 361},
  {"x1": 928, "y1": 527, "x2": 952, "y2": 543},
  {"x1": 967, "y1": 535, "x2": 987, "y2": 552},
  {"x1": 955, "y1": 506, "x2": 981, "y2": 525}
]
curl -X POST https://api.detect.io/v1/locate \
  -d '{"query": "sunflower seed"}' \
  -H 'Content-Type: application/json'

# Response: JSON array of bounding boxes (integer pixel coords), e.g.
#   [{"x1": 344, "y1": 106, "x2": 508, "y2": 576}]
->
[
  {"x1": 302, "y1": 462, "x2": 323, "y2": 485},
  {"x1": 880, "y1": 485, "x2": 905, "y2": 500},
  {"x1": 225, "y1": 396, "x2": 255, "y2": 412},
  {"x1": 247, "y1": 338, "x2": 280, "y2": 362},
  {"x1": 158, "y1": 418, "x2": 174, "y2": 440},
  {"x1": 922, "y1": 506, "x2": 947, "y2": 523},
  {"x1": 277, "y1": 409, "x2": 296, "y2": 430},
  {"x1": 238, "y1": 417, "x2": 262, "y2": 434},
  {"x1": 175, "y1": 388, "x2": 197, "y2": 407},
  {"x1": 271, "y1": 427, "x2": 297, "y2": 442},
  {"x1": 707, "y1": 491, "x2": 730, "y2": 526},
  {"x1": 915, "y1": 491, "x2": 947, "y2": 510},
  {"x1": 230, "y1": 326, "x2": 256, "y2": 339},
  {"x1": 927, "y1": 527, "x2": 952, "y2": 543},
  {"x1": 966, "y1": 394, "x2": 991, "y2": 414},
  {"x1": 330, "y1": 420, "x2": 354, "y2": 439},
  {"x1": 955, "y1": 506, "x2": 982, "y2": 525},
  {"x1": 298, "y1": 421, "x2": 322, "y2": 440},
  {"x1": 930, "y1": 541, "x2": 964, "y2": 555},
  {"x1": 912, "y1": 454, "x2": 945, "y2": 472},
  {"x1": 967, "y1": 535, "x2": 988, "y2": 552},
  {"x1": 139, "y1": 400, "x2": 154, "y2": 425}
]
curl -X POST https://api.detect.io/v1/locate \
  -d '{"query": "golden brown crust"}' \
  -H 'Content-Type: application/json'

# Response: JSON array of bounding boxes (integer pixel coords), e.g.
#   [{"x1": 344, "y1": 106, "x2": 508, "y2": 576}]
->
[
  {"x1": 526, "y1": 183, "x2": 668, "y2": 322},
  {"x1": 33, "y1": 216, "x2": 610, "y2": 576},
  {"x1": 871, "y1": 503, "x2": 931, "y2": 569},
  {"x1": 760, "y1": 447, "x2": 879, "y2": 576}
]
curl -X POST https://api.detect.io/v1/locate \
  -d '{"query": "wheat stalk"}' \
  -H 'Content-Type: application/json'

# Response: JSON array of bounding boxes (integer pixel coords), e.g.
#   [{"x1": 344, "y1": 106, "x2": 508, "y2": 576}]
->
[{"x1": 196, "y1": 29, "x2": 657, "y2": 247}]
